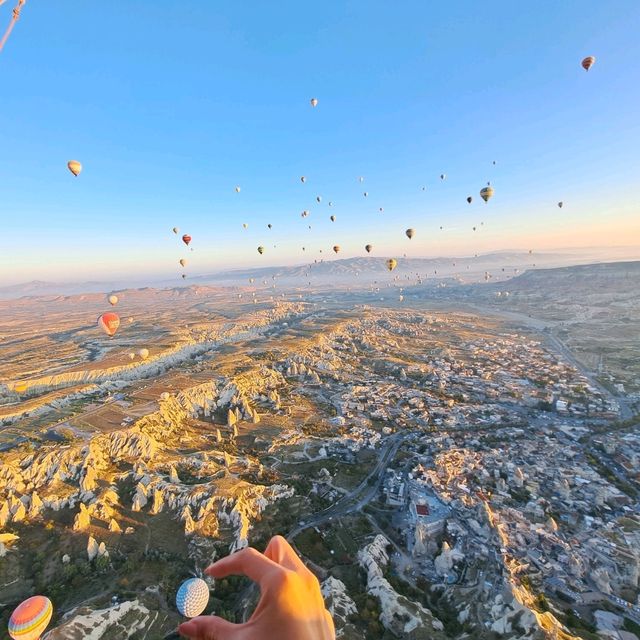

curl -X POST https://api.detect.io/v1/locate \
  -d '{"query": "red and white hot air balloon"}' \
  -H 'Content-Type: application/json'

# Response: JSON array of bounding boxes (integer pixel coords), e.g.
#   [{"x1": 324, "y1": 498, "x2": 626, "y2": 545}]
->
[
  {"x1": 98, "y1": 312, "x2": 120, "y2": 337},
  {"x1": 182, "y1": 234, "x2": 191, "y2": 246}
]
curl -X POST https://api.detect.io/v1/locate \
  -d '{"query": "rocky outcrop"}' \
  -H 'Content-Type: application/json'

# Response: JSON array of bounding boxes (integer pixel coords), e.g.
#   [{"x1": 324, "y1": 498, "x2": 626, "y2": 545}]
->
[
  {"x1": 357, "y1": 535, "x2": 444, "y2": 637},
  {"x1": 321, "y1": 576, "x2": 358, "y2": 638}
]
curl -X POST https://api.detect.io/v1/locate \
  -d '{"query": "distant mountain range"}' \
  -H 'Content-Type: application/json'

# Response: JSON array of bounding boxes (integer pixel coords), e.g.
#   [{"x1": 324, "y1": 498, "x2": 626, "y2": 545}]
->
[{"x1": 1, "y1": 247, "x2": 637, "y2": 300}]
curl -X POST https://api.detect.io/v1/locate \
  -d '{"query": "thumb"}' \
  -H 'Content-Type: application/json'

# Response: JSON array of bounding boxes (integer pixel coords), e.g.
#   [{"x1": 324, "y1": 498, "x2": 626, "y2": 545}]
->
[{"x1": 178, "y1": 615, "x2": 241, "y2": 640}]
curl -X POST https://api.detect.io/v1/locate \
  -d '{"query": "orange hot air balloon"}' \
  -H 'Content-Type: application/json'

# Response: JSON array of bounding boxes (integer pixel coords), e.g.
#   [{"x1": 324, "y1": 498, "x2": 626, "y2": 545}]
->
[
  {"x1": 182, "y1": 234, "x2": 191, "y2": 246},
  {"x1": 332, "y1": 245, "x2": 340, "y2": 254},
  {"x1": 581, "y1": 56, "x2": 595, "y2": 71},
  {"x1": 98, "y1": 312, "x2": 120, "y2": 337},
  {"x1": 67, "y1": 160, "x2": 82, "y2": 177}
]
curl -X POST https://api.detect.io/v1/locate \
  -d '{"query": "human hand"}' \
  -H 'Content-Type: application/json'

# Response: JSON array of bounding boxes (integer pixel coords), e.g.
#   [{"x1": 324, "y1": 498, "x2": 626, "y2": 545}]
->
[{"x1": 178, "y1": 535, "x2": 335, "y2": 640}]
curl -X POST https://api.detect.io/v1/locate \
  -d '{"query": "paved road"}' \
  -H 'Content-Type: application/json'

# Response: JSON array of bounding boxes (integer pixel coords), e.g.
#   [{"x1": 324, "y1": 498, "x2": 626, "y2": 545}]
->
[{"x1": 286, "y1": 430, "x2": 413, "y2": 540}]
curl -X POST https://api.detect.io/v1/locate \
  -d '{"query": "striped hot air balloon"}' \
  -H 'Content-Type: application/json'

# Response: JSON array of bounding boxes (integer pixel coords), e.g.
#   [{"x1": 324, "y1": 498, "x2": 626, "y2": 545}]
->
[
  {"x1": 98, "y1": 312, "x2": 120, "y2": 337},
  {"x1": 8, "y1": 595, "x2": 53, "y2": 640},
  {"x1": 581, "y1": 56, "x2": 595, "y2": 71}
]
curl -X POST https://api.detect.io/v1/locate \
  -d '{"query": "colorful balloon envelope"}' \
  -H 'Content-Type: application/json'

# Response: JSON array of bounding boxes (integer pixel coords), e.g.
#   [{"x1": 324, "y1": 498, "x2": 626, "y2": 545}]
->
[
  {"x1": 138, "y1": 348, "x2": 149, "y2": 360},
  {"x1": 581, "y1": 56, "x2": 595, "y2": 71},
  {"x1": 182, "y1": 234, "x2": 192, "y2": 246},
  {"x1": 172, "y1": 227, "x2": 179, "y2": 234},
  {"x1": 480, "y1": 186, "x2": 494, "y2": 202},
  {"x1": 176, "y1": 578, "x2": 210, "y2": 618},
  {"x1": 108, "y1": 295, "x2": 118, "y2": 306},
  {"x1": 332, "y1": 245, "x2": 340, "y2": 254},
  {"x1": 8, "y1": 595, "x2": 53, "y2": 640},
  {"x1": 67, "y1": 160, "x2": 82, "y2": 177},
  {"x1": 257, "y1": 246, "x2": 264, "y2": 255},
  {"x1": 386, "y1": 258, "x2": 397, "y2": 272},
  {"x1": 98, "y1": 312, "x2": 120, "y2": 337}
]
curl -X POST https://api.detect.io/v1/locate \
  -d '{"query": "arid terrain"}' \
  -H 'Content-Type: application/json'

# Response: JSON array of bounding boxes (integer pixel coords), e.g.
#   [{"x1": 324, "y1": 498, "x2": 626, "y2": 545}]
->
[{"x1": 1, "y1": 263, "x2": 639, "y2": 639}]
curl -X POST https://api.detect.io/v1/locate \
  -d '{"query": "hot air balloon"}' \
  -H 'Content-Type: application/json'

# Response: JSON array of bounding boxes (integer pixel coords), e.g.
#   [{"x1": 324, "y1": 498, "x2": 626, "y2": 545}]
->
[
  {"x1": 363, "y1": 192, "x2": 368, "y2": 197},
  {"x1": 160, "y1": 392, "x2": 170, "y2": 401},
  {"x1": 386, "y1": 258, "x2": 397, "y2": 272},
  {"x1": 98, "y1": 312, "x2": 120, "y2": 337},
  {"x1": 440, "y1": 173, "x2": 446, "y2": 180},
  {"x1": 242, "y1": 223, "x2": 248, "y2": 230},
  {"x1": 581, "y1": 56, "x2": 595, "y2": 71},
  {"x1": 558, "y1": 201, "x2": 563, "y2": 208},
  {"x1": 235, "y1": 186, "x2": 241, "y2": 193},
  {"x1": 406, "y1": 228, "x2": 415, "y2": 239},
  {"x1": 8, "y1": 596, "x2": 53, "y2": 640},
  {"x1": 358, "y1": 176, "x2": 364, "y2": 183},
  {"x1": 138, "y1": 348, "x2": 149, "y2": 360},
  {"x1": 301, "y1": 210, "x2": 309, "y2": 218},
  {"x1": 332, "y1": 245, "x2": 340, "y2": 254},
  {"x1": 67, "y1": 161, "x2": 82, "y2": 177},
  {"x1": 108, "y1": 294, "x2": 118, "y2": 306},
  {"x1": 249, "y1": 278, "x2": 254, "y2": 283},
  {"x1": 330, "y1": 215, "x2": 335, "y2": 222},
  {"x1": 379, "y1": 207, "x2": 383, "y2": 213},
  {"x1": 176, "y1": 578, "x2": 210, "y2": 618},
  {"x1": 258, "y1": 246, "x2": 264, "y2": 254},
  {"x1": 267, "y1": 223, "x2": 272, "y2": 229},
  {"x1": 310, "y1": 98, "x2": 318, "y2": 107},
  {"x1": 172, "y1": 227, "x2": 179, "y2": 234},
  {"x1": 328, "y1": 201, "x2": 333, "y2": 207},
  {"x1": 179, "y1": 258, "x2": 187, "y2": 267},
  {"x1": 300, "y1": 176, "x2": 306, "y2": 183},
  {"x1": 128, "y1": 352, "x2": 135, "y2": 360},
  {"x1": 365, "y1": 244, "x2": 373, "y2": 253},
  {"x1": 182, "y1": 274, "x2": 187, "y2": 279},
  {"x1": 182, "y1": 234, "x2": 192, "y2": 246},
  {"x1": 316, "y1": 196, "x2": 322, "y2": 203},
  {"x1": 399, "y1": 295, "x2": 404, "y2": 302},
  {"x1": 480, "y1": 186, "x2": 494, "y2": 202},
  {"x1": 467, "y1": 196, "x2": 473, "y2": 204}
]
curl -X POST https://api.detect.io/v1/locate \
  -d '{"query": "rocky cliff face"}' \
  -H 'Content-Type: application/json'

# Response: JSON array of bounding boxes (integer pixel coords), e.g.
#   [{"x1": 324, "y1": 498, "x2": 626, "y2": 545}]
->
[{"x1": 357, "y1": 535, "x2": 445, "y2": 637}]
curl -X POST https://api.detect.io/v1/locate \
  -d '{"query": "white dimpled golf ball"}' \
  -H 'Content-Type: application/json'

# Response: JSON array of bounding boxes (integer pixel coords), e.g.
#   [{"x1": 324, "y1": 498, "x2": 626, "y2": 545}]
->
[{"x1": 176, "y1": 577, "x2": 210, "y2": 618}]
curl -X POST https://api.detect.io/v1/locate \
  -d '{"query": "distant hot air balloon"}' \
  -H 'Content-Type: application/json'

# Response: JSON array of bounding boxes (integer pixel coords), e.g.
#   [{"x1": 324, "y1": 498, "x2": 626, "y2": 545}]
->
[
  {"x1": 480, "y1": 186, "x2": 494, "y2": 202},
  {"x1": 440, "y1": 173, "x2": 446, "y2": 180},
  {"x1": 379, "y1": 207, "x2": 383, "y2": 213},
  {"x1": 330, "y1": 215, "x2": 336, "y2": 222},
  {"x1": 406, "y1": 228, "x2": 415, "y2": 239},
  {"x1": 172, "y1": 227, "x2": 179, "y2": 234},
  {"x1": 182, "y1": 234, "x2": 192, "y2": 246},
  {"x1": 128, "y1": 352, "x2": 135, "y2": 360},
  {"x1": 581, "y1": 56, "x2": 595, "y2": 71},
  {"x1": 108, "y1": 294, "x2": 118, "y2": 306},
  {"x1": 365, "y1": 244, "x2": 373, "y2": 253},
  {"x1": 363, "y1": 192, "x2": 368, "y2": 197},
  {"x1": 257, "y1": 246, "x2": 264, "y2": 255},
  {"x1": 235, "y1": 186, "x2": 241, "y2": 193},
  {"x1": 310, "y1": 98, "x2": 318, "y2": 107},
  {"x1": 358, "y1": 176, "x2": 364, "y2": 183},
  {"x1": 8, "y1": 596, "x2": 53, "y2": 640},
  {"x1": 67, "y1": 160, "x2": 82, "y2": 177},
  {"x1": 399, "y1": 295, "x2": 404, "y2": 302},
  {"x1": 558, "y1": 201, "x2": 563, "y2": 208},
  {"x1": 467, "y1": 196, "x2": 473, "y2": 204},
  {"x1": 138, "y1": 348, "x2": 149, "y2": 360},
  {"x1": 179, "y1": 258, "x2": 187, "y2": 267},
  {"x1": 98, "y1": 312, "x2": 120, "y2": 338},
  {"x1": 182, "y1": 274, "x2": 187, "y2": 279},
  {"x1": 301, "y1": 176, "x2": 306, "y2": 183},
  {"x1": 160, "y1": 392, "x2": 170, "y2": 401},
  {"x1": 333, "y1": 245, "x2": 340, "y2": 254},
  {"x1": 316, "y1": 196, "x2": 322, "y2": 203},
  {"x1": 301, "y1": 210, "x2": 309, "y2": 218},
  {"x1": 267, "y1": 223, "x2": 272, "y2": 229},
  {"x1": 386, "y1": 258, "x2": 397, "y2": 272}
]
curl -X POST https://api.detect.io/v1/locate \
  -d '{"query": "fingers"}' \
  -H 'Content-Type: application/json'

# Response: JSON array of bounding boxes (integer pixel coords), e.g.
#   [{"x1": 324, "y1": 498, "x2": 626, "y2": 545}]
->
[
  {"x1": 263, "y1": 535, "x2": 308, "y2": 574},
  {"x1": 205, "y1": 546, "x2": 281, "y2": 586},
  {"x1": 178, "y1": 615, "x2": 238, "y2": 640}
]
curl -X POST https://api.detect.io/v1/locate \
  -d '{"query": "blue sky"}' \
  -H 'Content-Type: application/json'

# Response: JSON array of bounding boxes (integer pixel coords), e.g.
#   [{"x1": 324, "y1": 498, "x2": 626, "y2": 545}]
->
[{"x1": 1, "y1": 1, "x2": 639, "y2": 284}]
